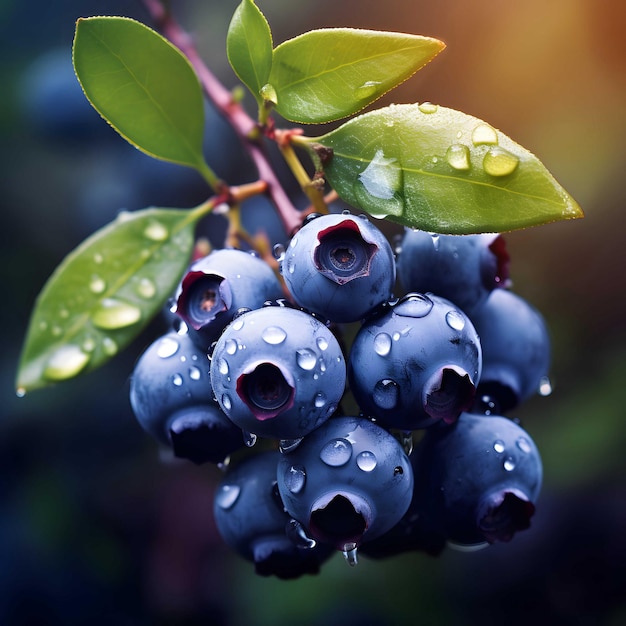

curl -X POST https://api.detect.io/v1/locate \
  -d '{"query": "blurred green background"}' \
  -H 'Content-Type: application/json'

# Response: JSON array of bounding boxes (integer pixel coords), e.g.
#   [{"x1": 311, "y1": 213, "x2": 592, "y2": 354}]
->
[{"x1": 1, "y1": 0, "x2": 625, "y2": 624}]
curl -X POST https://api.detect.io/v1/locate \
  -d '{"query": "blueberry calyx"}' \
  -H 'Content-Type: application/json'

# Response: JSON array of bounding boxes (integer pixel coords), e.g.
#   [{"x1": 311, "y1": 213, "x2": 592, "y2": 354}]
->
[
  {"x1": 236, "y1": 361, "x2": 295, "y2": 420},
  {"x1": 314, "y1": 219, "x2": 377, "y2": 285},
  {"x1": 175, "y1": 271, "x2": 232, "y2": 330},
  {"x1": 309, "y1": 492, "x2": 371, "y2": 550},
  {"x1": 423, "y1": 365, "x2": 476, "y2": 424},
  {"x1": 477, "y1": 489, "x2": 536, "y2": 543}
]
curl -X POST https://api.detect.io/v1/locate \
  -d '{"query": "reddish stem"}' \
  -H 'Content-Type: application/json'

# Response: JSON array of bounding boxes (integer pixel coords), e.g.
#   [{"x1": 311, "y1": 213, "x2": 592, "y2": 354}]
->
[{"x1": 142, "y1": 0, "x2": 302, "y2": 235}]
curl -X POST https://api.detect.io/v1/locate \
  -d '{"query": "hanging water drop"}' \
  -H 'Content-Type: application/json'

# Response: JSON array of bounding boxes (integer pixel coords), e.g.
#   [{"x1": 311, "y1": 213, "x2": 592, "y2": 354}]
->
[
  {"x1": 343, "y1": 542, "x2": 359, "y2": 566},
  {"x1": 92, "y1": 299, "x2": 141, "y2": 330},
  {"x1": 279, "y1": 438, "x2": 303, "y2": 453},
  {"x1": 483, "y1": 147, "x2": 519, "y2": 177},
  {"x1": 538, "y1": 376, "x2": 552, "y2": 396}
]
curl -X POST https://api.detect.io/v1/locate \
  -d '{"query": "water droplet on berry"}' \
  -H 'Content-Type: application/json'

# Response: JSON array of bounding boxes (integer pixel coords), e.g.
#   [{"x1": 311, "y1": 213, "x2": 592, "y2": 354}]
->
[
  {"x1": 136, "y1": 277, "x2": 156, "y2": 299},
  {"x1": 483, "y1": 147, "x2": 519, "y2": 177},
  {"x1": 314, "y1": 392, "x2": 327, "y2": 408},
  {"x1": 472, "y1": 123, "x2": 498, "y2": 146},
  {"x1": 172, "y1": 374, "x2": 183, "y2": 387},
  {"x1": 287, "y1": 518, "x2": 316, "y2": 548},
  {"x1": 356, "y1": 451, "x2": 377, "y2": 472},
  {"x1": 400, "y1": 431, "x2": 414, "y2": 456},
  {"x1": 538, "y1": 376, "x2": 553, "y2": 396},
  {"x1": 218, "y1": 358, "x2": 229, "y2": 375},
  {"x1": 102, "y1": 337, "x2": 118, "y2": 356},
  {"x1": 493, "y1": 440, "x2": 505, "y2": 453},
  {"x1": 272, "y1": 243, "x2": 286, "y2": 261},
  {"x1": 279, "y1": 438, "x2": 303, "y2": 453},
  {"x1": 316, "y1": 336, "x2": 329, "y2": 351},
  {"x1": 92, "y1": 299, "x2": 141, "y2": 330},
  {"x1": 343, "y1": 542, "x2": 359, "y2": 566},
  {"x1": 216, "y1": 484, "x2": 241, "y2": 510},
  {"x1": 157, "y1": 336, "x2": 179, "y2": 358},
  {"x1": 89, "y1": 275, "x2": 106, "y2": 294},
  {"x1": 503, "y1": 457, "x2": 516, "y2": 471},
  {"x1": 284, "y1": 465, "x2": 306, "y2": 494},
  {"x1": 43, "y1": 345, "x2": 90, "y2": 381},
  {"x1": 445, "y1": 309, "x2": 466, "y2": 331},
  {"x1": 224, "y1": 339, "x2": 238, "y2": 355},
  {"x1": 373, "y1": 332, "x2": 392, "y2": 356},
  {"x1": 262, "y1": 326, "x2": 287, "y2": 345},
  {"x1": 446, "y1": 143, "x2": 471, "y2": 170},
  {"x1": 243, "y1": 431, "x2": 257, "y2": 447},
  {"x1": 320, "y1": 438, "x2": 352, "y2": 466},
  {"x1": 143, "y1": 221, "x2": 169, "y2": 241},
  {"x1": 516, "y1": 437, "x2": 532, "y2": 453},
  {"x1": 188, "y1": 366, "x2": 201, "y2": 381},
  {"x1": 296, "y1": 348, "x2": 317, "y2": 370},
  {"x1": 395, "y1": 293, "x2": 434, "y2": 318},
  {"x1": 373, "y1": 379, "x2": 399, "y2": 409},
  {"x1": 418, "y1": 102, "x2": 438, "y2": 114},
  {"x1": 222, "y1": 394, "x2": 232, "y2": 411}
]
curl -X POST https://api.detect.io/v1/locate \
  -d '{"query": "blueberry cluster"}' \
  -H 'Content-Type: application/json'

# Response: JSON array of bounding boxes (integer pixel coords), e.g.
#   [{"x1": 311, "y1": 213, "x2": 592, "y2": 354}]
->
[{"x1": 129, "y1": 212, "x2": 549, "y2": 578}]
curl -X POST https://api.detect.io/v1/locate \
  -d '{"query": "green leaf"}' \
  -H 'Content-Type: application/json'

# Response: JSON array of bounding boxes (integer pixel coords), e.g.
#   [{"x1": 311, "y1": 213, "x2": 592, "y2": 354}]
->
[
  {"x1": 227, "y1": 0, "x2": 273, "y2": 102},
  {"x1": 73, "y1": 16, "x2": 208, "y2": 172},
  {"x1": 16, "y1": 206, "x2": 206, "y2": 394},
  {"x1": 268, "y1": 28, "x2": 445, "y2": 124},
  {"x1": 311, "y1": 103, "x2": 583, "y2": 233}
]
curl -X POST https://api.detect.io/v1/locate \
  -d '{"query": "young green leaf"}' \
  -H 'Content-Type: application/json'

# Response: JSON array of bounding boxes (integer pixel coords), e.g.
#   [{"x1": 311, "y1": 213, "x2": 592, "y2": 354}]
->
[
  {"x1": 308, "y1": 103, "x2": 583, "y2": 233},
  {"x1": 73, "y1": 17, "x2": 210, "y2": 176},
  {"x1": 16, "y1": 206, "x2": 208, "y2": 394},
  {"x1": 227, "y1": 0, "x2": 273, "y2": 102},
  {"x1": 268, "y1": 28, "x2": 444, "y2": 124}
]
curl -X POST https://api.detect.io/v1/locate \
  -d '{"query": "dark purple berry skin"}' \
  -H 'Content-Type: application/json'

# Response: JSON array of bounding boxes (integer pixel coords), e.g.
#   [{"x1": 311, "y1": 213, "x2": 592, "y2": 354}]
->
[
  {"x1": 411, "y1": 412, "x2": 542, "y2": 547},
  {"x1": 210, "y1": 305, "x2": 346, "y2": 441},
  {"x1": 129, "y1": 330, "x2": 244, "y2": 464},
  {"x1": 281, "y1": 213, "x2": 396, "y2": 322},
  {"x1": 348, "y1": 293, "x2": 482, "y2": 430},
  {"x1": 469, "y1": 288, "x2": 551, "y2": 412},
  {"x1": 173, "y1": 248, "x2": 284, "y2": 349},
  {"x1": 397, "y1": 229, "x2": 510, "y2": 315},
  {"x1": 276, "y1": 416, "x2": 413, "y2": 552},
  {"x1": 213, "y1": 450, "x2": 334, "y2": 579}
]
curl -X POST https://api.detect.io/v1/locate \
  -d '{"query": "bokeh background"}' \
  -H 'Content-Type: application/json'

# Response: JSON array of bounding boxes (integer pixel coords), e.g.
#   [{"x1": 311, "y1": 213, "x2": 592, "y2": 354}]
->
[{"x1": 1, "y1": 0, "x2": 625, "y2": 624}]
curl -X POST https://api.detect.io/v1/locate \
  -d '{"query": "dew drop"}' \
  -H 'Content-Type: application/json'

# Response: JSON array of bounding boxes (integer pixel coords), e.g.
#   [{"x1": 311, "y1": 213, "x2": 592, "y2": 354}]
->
[
  {"x1": 314, "y1": 392, "x2": 327, "y2": 408},
  {"x1": 431, "y1": 233, "x2": 440, "y2": 250},
  {"x1": 343, "y1": 542, "x2": 358, "y2": 567},
  {"x1": 189, "y1": 366, "x2": 201, "y2": 381},
  {"x1": 472, "y1": 123, "x2": 499, "y2": 146},
  {"x1": 92, "y1": 299, "x2": 141, "y2": 330},
  {"x1": 216, "y1": 484, "x2": 241, "y2": 510},
  {"x1": 144, "y1": 221, "x2": 169, "y2": 241},
  {"x1": 93, "y1": 253, "x2": 103, "y2": 265},
  {"x1": 157, "y1": 336, "x2": 179, "y2": 358},
  {"x1": 231, "y1": 317, "x2": 245, "y2": 331},
  {"x1": 373, "y1": 332, "x2": 392, "y2": 356},
  {"x1": 224, "y1": 339, "x2": 238, "y2": 355},
  {"x1": 16, "y1": 387, "x2": 26, "y2": 398},
  {"x1": 51, "y1": 325, "x2": 62, "y2": 337},
  {"x1": 355, "y1": 149, "x2": 404, "y2": 217},
  {"x1": 102, "y1": 337, "x2": 118, "y2": 356},
  {"x1": 356, "y1": 450, "x2": 377, "y2": 472},
  {"x1": 218, "y1": 358, "x2": 229, "y2": 375},
  {"x1": 503, "y1": 457, "x2": 516, "y2": 471},
  {"x1": 445, "y1": 309, "x2": 466, "y2": 331},
  {"x1": 320, "y1": 438, "x2": 352, "y2": 466},
  {"x1": 296, "y1": 348, "x2": 317, "y2": 371},
  {"x1": 493, "y1": 440, "x2": 505, "y2": 453},
  {"x1": 221, "y1": 394, "x2": 232, "y2": 411},
  {"x1": 273, "y1": 243, "x2": 286, "y2": 261},
  {"x1": 355, "y1": 80, "x2": 382, "y2": 100},
  {"x1": 316, "y1": 336, "x2": 329, "y2": 351},
  {"x1": 445, "y1": 143, "x2": 471, "y2": 170},
  {"x1": 279, "y1": 438, "x2": 303, "y2": 453},
  {"x1": 243, "y1": 431, "x2": 257, "y2": 447},
  {"x1": 89, "y1": 275, "x2": 107, "y2": 295},
  {"x1": 286, "y1": 258, "x2": 296, "y2": 274},
  {"x1": 394, "y1": 293, "x2": 433, "y2": 318},
  {"x1": 136, "y1": 277, "x2": 156, "y2": 299},
  {"x1": 59, "y1": 308, "x2": 70, "y2": 319},
  {"x1": 400, "y1": 431, "x2": 414, "y2": 456},
  {"x1": 516, "y1": 437, "x2": 532, "y2": 454},
  {"x1": 43, "y1": 345, "x2": 90, "y2": 381},
  {"x1": 290, "y1": 235, "x2": 298, "y2": 248},
  {"x1": 418, "y1": 102, "x2": 438, "y2": 114},
  {"x1": 172, "y1": 374, "x2": 183, "y2": 387},
  {"x1": 81, "y1": 337, "x2": 96, "y2": 353},
  {"x1": 483, "y1": 147, "x2": 519, "y2": 177},
  {"x1": 373, "y1": 379, "x2": 399, "y2": 409},
  {"x1": 284, "y1": 465, "x2": 306, "y2": 494},
  {"x1": 38, "y1": 320, "x2": 48, "y2": 331},
  {"x1": 538, "y1": 376, "x2": 553, "y2": 396},
  {"x1": 262, "y1": 326, "x2": 287, "y2": 345}
]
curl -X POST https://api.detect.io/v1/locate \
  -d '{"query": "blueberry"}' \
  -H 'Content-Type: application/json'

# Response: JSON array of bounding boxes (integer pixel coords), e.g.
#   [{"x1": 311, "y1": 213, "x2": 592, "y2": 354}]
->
[
  {"x1": 213, "y1": 450, "x2": 334, "y2": 579},
  {"x1": 281, "y1": 213, "x2": 396, "y2": 322},
  {"x1": 348, "y1": 293, "x2": 482, "y2": 430},
  {"x1": 276, "y1": 416, "x2": 413, "y2": 560},
  {"x1": 469, "y1": 288, "x2": 551, "y2": 412},
  {"x1": 411, "y1": 412, "x2": 542, "y2": 546},
  {"x1": 397, "y1": 229, "x2": 510, "y2": 315},
  {"x1": 173, "y1": 248, "x2": 284, "y2": 348},
  {"x1": 129, "y1": 330, "x2": 244, "y2": 464},
  {"x1": 209, "y1": 305, "x2": 346, "y2": 441}
]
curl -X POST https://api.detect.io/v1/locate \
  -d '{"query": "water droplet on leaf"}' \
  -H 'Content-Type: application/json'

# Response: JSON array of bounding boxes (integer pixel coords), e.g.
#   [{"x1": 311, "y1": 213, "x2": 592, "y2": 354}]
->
[
  {"x1": 483, "y1": 147, "x2": 519, "y2": 177},
  {"x1": 418, "y1": 102, "x2": 438, "y2": 114},
  {"x1": 144, "y1": 221, "x2": 169, "y2": 241},
  {"x1": 136, "y1": 277, "x2": 156, "y2": 299},
  {"x1": 472, "y1": 123, "x2": 498, "y2": 146},
  {"x1": 445, "y1": 143, "x2": 471, "y2": 170},
  {"x1": 92, "y1": 299, "x2": 141, "y2": 330},
  {"x1": 43, "y1": 345, "x2": 90, "y2": 381},
  {"x1": 89, "y1": 275, "x2": 107, "y2": 295}
]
